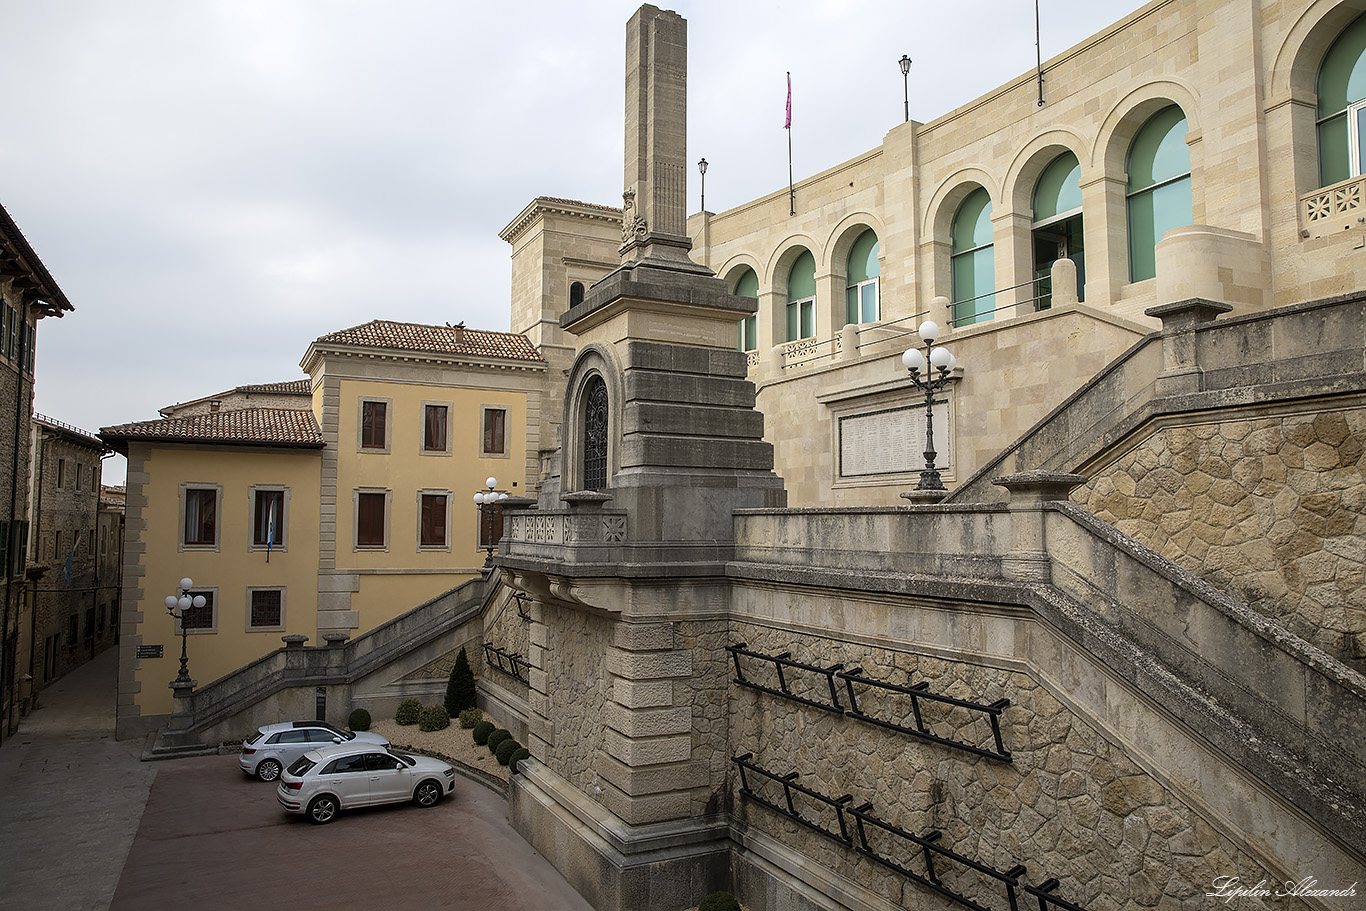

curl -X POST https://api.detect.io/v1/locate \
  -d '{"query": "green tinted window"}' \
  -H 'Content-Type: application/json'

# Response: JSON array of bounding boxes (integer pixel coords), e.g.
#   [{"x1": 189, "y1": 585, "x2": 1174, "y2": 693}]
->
[
  {"x1": 787, "y1": 250, "x2": 816, "y2": 301},
  {"x1": 733, "y1": 268, "x2": 759, "y2": 299},
  {"x1": 1127, "y1": 106, "x2": 1189, "y2": 193},
  {"x1": 1033, "y1": 152, "x2": 1082, "y2": 223},
  {"x1": 1318, "y1": 15, "x2": 1366, "y2": 118},
  {"x1": 952, "y1": 187, "x2": 993, "y2": 252},
  {"x1": 845, "y1": 230, "x2": 879, "y2": 284}
]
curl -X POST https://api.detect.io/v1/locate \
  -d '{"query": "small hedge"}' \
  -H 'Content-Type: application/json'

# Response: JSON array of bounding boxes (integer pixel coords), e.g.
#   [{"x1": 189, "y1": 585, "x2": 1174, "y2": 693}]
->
[
  {"x1": 486, "y1": 728, "x2": 512, "y2": 753},
  {"x1": 494, "y1": 738, "x2": 521, "y2": 766},
  {"x1": 347, "y1": 708, "x2": 371, "y2": 731},
  {"x1": 395, "y1": 698, "x2": 422, "y2": 726},
  {"x1": 418, "y1": 704, "x2": 450, "y2": 732},
  {"x1": 472, "y1": 720, "x2": 495, "y2": 744},
  {"x1": 698, "y1": 892, "x2": 741, "y2": 911},
  {"x1": 509, "y1": 747, "x2": 530, "y2": 775},
  {"x1": 458, "y1": 707, "x2": 483, "y2": 729}
]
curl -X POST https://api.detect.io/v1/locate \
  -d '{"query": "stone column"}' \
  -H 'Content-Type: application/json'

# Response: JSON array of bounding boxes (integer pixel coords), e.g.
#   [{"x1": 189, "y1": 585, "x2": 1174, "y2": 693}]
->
[
  {"x1": 1144, "y1": 298, "x2": 1232, "y2": 397},
  {"x1": 993, "y1": 471, "x2": 1089, "y2": 583}
]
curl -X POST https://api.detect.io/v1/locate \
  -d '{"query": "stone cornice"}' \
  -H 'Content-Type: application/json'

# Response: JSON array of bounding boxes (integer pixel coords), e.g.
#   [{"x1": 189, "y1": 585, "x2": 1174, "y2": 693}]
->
[{"x1": 499, "y1": 196, "x2": 624, "y2": 245}]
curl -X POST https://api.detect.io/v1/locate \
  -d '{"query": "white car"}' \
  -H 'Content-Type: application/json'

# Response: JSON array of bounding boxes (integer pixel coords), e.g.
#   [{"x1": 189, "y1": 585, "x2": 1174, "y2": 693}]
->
[
  {"x1": 276, "y1": 743, "x2": 456, "y2": 824},
  {"x1": 239, "y1": 721, "x2": 390, "y2": 782}
]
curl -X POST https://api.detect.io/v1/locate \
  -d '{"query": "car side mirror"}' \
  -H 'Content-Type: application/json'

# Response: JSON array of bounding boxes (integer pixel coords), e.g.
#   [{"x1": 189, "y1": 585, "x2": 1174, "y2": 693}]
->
[{"x1": 332, "y1": 736, "x2": 343, "y2": 743}]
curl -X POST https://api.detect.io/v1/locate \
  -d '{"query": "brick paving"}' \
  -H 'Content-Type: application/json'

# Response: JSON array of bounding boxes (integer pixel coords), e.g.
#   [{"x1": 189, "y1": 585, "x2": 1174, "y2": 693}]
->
[{"x1": 0, "y1": 648, "x2": 594, "y2": 911}]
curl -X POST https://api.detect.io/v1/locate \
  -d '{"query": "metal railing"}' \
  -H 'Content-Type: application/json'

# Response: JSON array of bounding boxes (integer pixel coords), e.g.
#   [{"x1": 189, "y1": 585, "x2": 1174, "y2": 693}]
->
[
  {"x1": 482, "y1": 641, "x2": 528, "y2": 682},
  {"x1": 734, "y1": 753, "x2": 1091, "y2": 911}
]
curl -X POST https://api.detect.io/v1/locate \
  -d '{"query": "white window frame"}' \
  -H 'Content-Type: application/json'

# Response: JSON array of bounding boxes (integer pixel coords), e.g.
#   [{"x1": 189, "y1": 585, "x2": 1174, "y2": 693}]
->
[
  {"x1": 246, "y1": 586, "x2": 286, "y2": 632},
  {"x1": 353, "y1": 488, "x2": 391, "y2": 552},
  {"x1": 247, "y1": 485, "x2": 290, "y2": 553},
  {"x1": 786, "y1": 297, "x2": 815, "y2": 342},
  {"x1": 1348, "y1": 98, "x2": 1366, "y2": 178},
  {"x1": 416, "y1": 489, "x2": 453, "y2": 552},
  {"x1": 420, "y1": 401, "x2": 453, "y2": 457},
  {"x1": 848, "y1": 277, "x2": 880, "y2": 325},
  {"x1": 178, "y1": 483, "x2": 222, "y2": 552},
  {"x1": 356, "y1": 397, "x2": 392, "y2": 453}
]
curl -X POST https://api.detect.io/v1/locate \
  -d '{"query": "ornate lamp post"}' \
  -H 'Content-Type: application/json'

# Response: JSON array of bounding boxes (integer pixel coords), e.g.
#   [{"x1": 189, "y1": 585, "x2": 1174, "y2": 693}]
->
[
  {"x1": 473, "y1": 477, "x2": 508, "y2": 569},
  {"x1": 163, "y1": 578, "x2": 206, "y2": 687},
  {"x1": 698, "y1": 158, "x2": 708, "y2": 213},
  {"x1": 902, "y1": 321, "x2": 959, "y2": 491},
  {"x1": 899, "y1": 56, "x2": 912, "y2": 123}
]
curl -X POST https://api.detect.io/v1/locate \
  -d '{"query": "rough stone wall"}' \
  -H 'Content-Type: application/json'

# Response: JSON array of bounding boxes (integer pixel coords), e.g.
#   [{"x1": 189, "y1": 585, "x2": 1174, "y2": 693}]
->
[
  {"x1": 542, "y1": 603, "x2": 612, "y2": 796},
  {"x1": 676, "y1": 620, "x2": 732, "y2": 817},
  {"x1": 1073, "y1": 408, "x2": 1366, "y2": 666},
  {"x1": 727, "y1": 623, "x2": 1312, "y2": 911},
  {"x1": 484, "y1": 587, "x2": 529, "y2": 701}
]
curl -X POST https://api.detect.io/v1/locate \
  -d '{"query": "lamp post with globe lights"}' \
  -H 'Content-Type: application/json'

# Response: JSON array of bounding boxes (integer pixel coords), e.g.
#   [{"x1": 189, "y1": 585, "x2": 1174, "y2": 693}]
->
[
  {"x1": 902, "y1": 321, "x2": 959, "y2": 491},
  {"x1": 164, "y1": 578, "x2": 207, "y2": 687},
  {"x1": 473, "y1": 477, "x2": 508, "y2": 569}
]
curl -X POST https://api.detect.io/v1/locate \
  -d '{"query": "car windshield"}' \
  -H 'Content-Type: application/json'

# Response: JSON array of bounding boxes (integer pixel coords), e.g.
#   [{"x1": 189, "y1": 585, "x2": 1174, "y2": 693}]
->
[
  {"x1": 301, "y1": 721, "x2": 347, "y2": 738},
  {"x1": 388, "y1": 750, "x2": 416, "y2": 767},
  {"x1": 286, "y1": 756, "x2": 316, "y2": 776}
]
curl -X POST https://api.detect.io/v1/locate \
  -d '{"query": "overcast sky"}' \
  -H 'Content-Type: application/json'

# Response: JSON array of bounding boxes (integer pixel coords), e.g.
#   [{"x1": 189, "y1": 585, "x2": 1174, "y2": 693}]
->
[{"x1": 2, "y1": 0, "x2": 1144, "y2": 484}]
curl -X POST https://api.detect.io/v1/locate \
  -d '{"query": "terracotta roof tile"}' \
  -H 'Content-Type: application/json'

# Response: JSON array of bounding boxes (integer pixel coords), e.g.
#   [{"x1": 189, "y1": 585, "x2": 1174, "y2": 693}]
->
[
  {"x1": 237, "y1": 379, "x2": 311, "y2": 395},
  {"x1": 315, "y1": 320, "x2": 543, "y2": 362},
  {"x1": 100, "y1": 408, "x2": 325, "y2": 449}
]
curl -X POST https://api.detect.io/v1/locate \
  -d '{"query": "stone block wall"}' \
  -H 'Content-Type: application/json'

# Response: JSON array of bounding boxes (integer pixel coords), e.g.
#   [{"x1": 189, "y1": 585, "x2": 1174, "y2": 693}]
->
[
  {"x1": 1074, "y1": 407, "x2": 1366, "y2": 666},
  {"x1": 726, "y1": 622, "x2": 1314, "y2": 911}
]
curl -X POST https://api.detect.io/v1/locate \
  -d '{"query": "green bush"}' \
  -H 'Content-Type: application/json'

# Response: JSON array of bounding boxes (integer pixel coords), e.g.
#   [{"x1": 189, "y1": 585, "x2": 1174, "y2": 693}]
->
[
  {"x1": 472, "y1": 720, "x2": 495, "y2": 744},
  {"x1": 486, "y1": 728, "x2": 511, "y2": 753},
  {"x1": 698, "y1": 892, "x2": 740, "y2": 911},
  {"x1": 347, "y1": 708, "x2": 371, "y2": 731},
  {"x1": 395, "y1": 698, "x2": 422, "y2": 726},
  {"x1": 458, "y1": 707, "x2": 483, "y2": 729},
  {"x1": 495, "y1": 738, "x2": 521, "y2": 766},
  {"x1": 418, "y1": 704, "x2": 450, "y2": 732},
  {"x1": 509, "y1": 747, "x2": 530, "y2": 775},
  {"x1": 445, "y1": 646, "x2": 478, "y2": 717}
]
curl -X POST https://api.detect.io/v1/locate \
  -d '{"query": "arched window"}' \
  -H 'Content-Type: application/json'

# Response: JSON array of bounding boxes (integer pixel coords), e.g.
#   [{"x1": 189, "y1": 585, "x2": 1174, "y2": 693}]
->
[
  {"x1": 569, "y1": 282, "x2": 585, "y2": 308},
  {"x1": 582, "y1": 377, "x2": 609, "y2": 491},
  {"x1": 1032, "y1": 152, "x2": 1084, "y2": 308},
  {"x1": 845, "y1": 229, "x2": 880, "y2": 325},
  {"x1": 732, "y1": 268, "x2": 759, "y2": 352},
  {"x1": 951, "y1": 188, "x2": 994, "y2": 326},
  {"x1": 786, "y1": 250, "x2": 816, "y2": 341},
  {"x1": 1127, "y1": 105, "x2": 1191, "y2": 283},
  {"x1": 1317, "y1": 15, "x2": 1366, "y2": 187}
]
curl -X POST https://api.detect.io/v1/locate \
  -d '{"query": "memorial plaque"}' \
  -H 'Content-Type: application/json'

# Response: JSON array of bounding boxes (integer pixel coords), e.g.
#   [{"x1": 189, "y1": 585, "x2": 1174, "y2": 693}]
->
[
  {"x1": 839, "y1": 401, "x2": 951, "y2": 478},
  {"x1": 136, "y1": 644, "x2": 164, "y2": 659}
]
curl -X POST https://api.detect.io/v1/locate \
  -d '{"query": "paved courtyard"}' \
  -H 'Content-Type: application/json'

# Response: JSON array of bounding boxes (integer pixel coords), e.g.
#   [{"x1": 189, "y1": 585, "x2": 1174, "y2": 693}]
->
[{"x1": 0, "y1": 650, "x2": 593, "y2": 911}]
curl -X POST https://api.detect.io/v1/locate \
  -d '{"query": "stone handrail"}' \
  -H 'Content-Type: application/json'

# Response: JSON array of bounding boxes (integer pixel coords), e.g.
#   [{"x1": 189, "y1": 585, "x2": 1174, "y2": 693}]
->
[{"x1": 181, "y1": 576, "x2": 490, "y2": 734}]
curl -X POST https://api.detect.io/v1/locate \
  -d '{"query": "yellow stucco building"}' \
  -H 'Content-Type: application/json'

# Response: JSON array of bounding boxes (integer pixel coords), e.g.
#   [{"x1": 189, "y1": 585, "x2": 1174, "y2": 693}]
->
[{"x1": 104, "y1": 320, "x2": 544, "y2": 733}]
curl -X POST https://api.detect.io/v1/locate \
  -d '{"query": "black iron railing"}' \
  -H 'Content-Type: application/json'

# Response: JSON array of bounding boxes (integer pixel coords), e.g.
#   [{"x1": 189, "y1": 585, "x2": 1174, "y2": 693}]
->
[
  {"x1": 734, "y1": 753, "x2": 1090, "y2": 911},
  {"x1": 728, "y1": 644, "x2": 1012, "y2": 762},
  {"x1": 482, "y1": 641, "x2": 528, "y2": 682}
]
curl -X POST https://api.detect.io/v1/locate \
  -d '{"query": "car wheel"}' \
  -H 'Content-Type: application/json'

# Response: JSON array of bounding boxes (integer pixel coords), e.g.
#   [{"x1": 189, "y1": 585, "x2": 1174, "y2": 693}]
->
[
  {"x1": 255, "y1": 759, "x2": 282, "y2": 782},
  {"x1": 413, "y1": 780, "x2": 443, "y2": 808},
  {"x1": 307, "y1": 794, "x2": 339, "y2": 824}
]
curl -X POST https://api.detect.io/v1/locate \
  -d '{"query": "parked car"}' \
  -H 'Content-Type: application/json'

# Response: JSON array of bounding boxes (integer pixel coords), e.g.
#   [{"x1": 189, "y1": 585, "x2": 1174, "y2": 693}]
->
[
  {"x1": 276, "y1": 743, "x2": 456, "y2": 824},
  {"x1": 239, "y1": 721, "x2": 389, "y2": 782}
]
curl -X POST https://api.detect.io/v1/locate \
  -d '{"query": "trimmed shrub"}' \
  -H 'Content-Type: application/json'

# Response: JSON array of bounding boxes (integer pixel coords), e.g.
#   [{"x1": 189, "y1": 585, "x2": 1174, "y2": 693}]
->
[
  {"x1": 495, "y1": 738, "x2": 521, "y2": 766},
  {"x1": 486, "y1": 728, "x2": 512, "y2": 752},
  {"x1": 395, "y1": 698, "x2": 422, "y2": 726},
  {"x1": 418, "y1": 704, "x2": 450, "y2": 732},
  {"x1": 347, "y1": 708, "x2": 371, "y2": 731},
  {"x1": 445, "y1": 646, "x2": 478, "y2": 717},
  {"x1": 458, "y1": 707, "x2": 483, "y2": 729},
  {"x1": 698, "y1": 892, "x2": 740, "y2": 911},
  {"x1": 509, "y1": 747, "x2": 530, "y2": 775},
  {"x1": 472, "y1": 720, "x2": 495, "y2": 744}
]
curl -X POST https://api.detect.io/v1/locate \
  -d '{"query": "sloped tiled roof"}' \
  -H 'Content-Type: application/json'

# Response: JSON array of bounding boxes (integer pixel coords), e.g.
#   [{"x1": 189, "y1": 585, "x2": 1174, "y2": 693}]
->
[
  {"x1": 237, "y1": 379, "x2": 311, "y2": 395},
  {"x1": 100, "y1": 408, "x2": 325, "y2": 451},
  {"x1": 314, "y1": 320, "x2": 543, "y2": 362}
]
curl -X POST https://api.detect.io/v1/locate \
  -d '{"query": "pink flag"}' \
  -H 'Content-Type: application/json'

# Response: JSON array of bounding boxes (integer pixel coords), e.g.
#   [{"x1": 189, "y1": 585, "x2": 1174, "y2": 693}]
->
[{"x1": 785, "y1": 72, "x2": 792, "y2": 129}]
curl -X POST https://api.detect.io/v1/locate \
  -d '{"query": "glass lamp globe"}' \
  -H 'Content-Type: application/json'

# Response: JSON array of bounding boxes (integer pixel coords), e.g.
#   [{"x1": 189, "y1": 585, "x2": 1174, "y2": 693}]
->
[
  {"x1": 180, "y1": 577, "x2": 194, "y2": 590},
  {"x1": 192, "y1": 595, "x2": 207, "y2": 609},
  {"x1": 164, "y1": 595, "x2": 179, "y2": 610},
  {"x1": 486, "y1": 477, "x2": 497, "y2": 490},
  {"x1": 917, "y1": 320, "x2": 940, "y2": 344},
  {"x1": 929, "y1": 347, "x2": 952, "y2": 370},
  {"x1": 178, "y1": 595, "x2": 193, "y2": 611},
  {"x1": 902, "y1": 348, "x2": 925, "y2": 372}
]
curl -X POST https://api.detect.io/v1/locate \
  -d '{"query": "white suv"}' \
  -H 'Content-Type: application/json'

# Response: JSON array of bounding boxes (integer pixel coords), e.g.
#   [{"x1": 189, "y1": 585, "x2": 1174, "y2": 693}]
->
[
  {"x1": 276, "y1": 743, "x2": 456, "y2": 824},
  {"x1": 239, "y1": 721, "x2": 389, "y2": 781}
]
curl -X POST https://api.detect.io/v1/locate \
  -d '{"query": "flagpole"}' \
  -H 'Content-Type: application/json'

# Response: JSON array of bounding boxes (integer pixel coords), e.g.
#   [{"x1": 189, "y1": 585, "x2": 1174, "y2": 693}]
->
[{"x1": 786, "y1": 72, "x2": 794, "y2": 216}]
